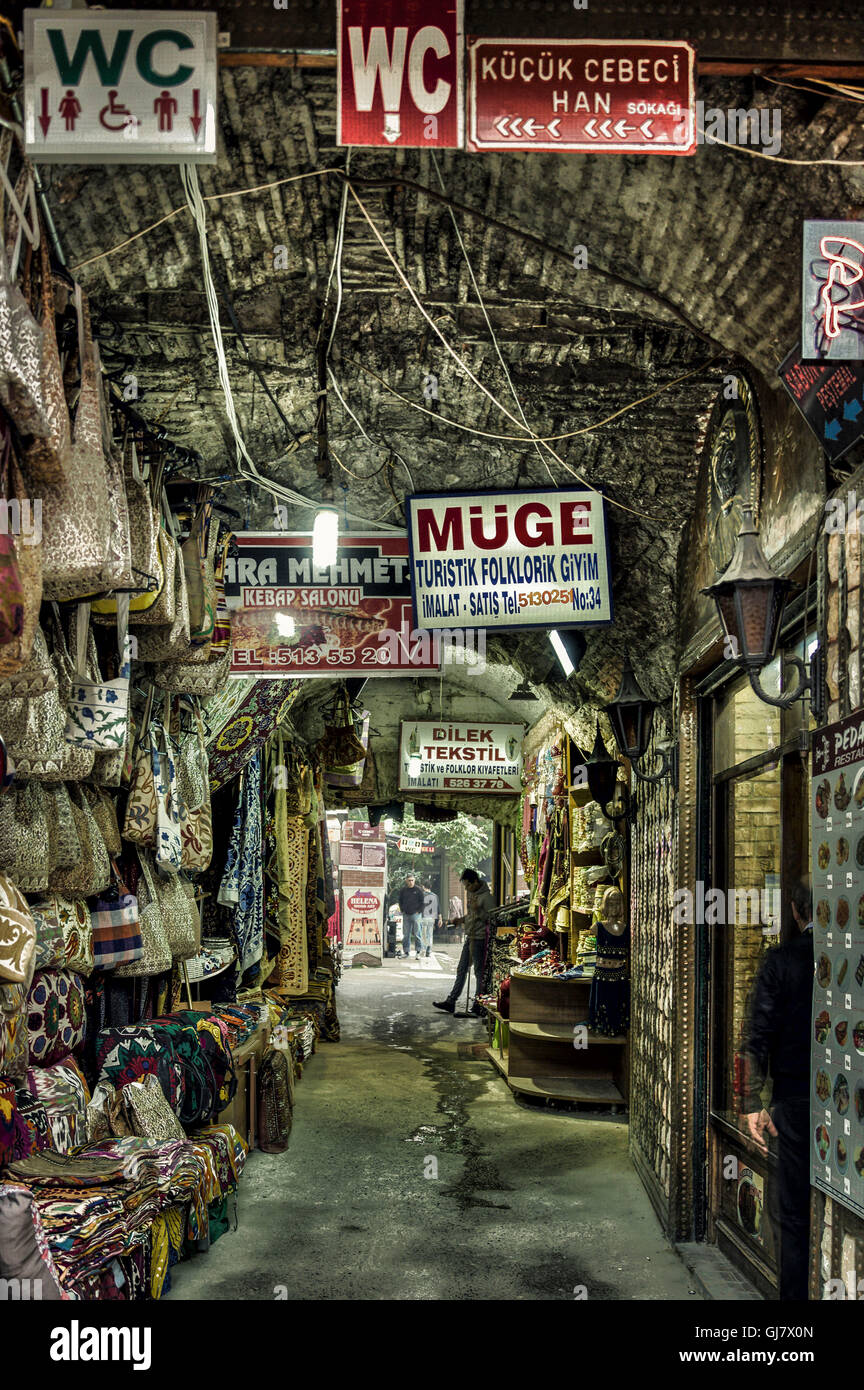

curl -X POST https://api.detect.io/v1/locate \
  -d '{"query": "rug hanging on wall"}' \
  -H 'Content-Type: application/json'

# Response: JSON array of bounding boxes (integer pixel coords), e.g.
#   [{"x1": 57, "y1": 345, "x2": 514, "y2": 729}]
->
[{"x1": 207, "y1": 680, "x2": 302, "y2": 790}]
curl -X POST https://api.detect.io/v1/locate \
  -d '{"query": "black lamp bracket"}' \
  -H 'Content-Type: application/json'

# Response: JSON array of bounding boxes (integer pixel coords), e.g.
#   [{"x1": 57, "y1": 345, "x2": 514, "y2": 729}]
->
[
  {"x1": 631, "y1": 740, "x2": 679, "y2": 789},
  {"x1": 746, "y1": 654, "x2": 813, "y2": 715}
]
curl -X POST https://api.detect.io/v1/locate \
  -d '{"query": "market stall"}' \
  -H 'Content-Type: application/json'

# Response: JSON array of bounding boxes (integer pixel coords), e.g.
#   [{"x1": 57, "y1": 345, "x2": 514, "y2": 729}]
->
[{"x1": 0, "y1": 180, "x2": 342, "y2": 1300}]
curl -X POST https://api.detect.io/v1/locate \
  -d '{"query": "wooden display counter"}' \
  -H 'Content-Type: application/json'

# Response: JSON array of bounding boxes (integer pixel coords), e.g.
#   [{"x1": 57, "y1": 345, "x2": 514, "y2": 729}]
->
[{"x1": 486, "y1": 972, "x2": 628, "y2": 1108}]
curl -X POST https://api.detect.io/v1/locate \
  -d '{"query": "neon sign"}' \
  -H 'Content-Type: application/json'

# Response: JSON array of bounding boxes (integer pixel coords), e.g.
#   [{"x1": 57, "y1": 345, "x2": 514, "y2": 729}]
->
[{"x1": 803, "y1": 220, "x2": 864, "y2": 361}]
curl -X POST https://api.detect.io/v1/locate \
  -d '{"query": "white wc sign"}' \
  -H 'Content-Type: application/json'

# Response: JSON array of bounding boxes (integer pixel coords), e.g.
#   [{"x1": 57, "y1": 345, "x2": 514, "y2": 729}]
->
[
  {"x1": 338, "y1": 0, "x2": 463, "y2": 148},
  {"x1": 23, "y1": 9, "x2": 218, "y2": 164}
]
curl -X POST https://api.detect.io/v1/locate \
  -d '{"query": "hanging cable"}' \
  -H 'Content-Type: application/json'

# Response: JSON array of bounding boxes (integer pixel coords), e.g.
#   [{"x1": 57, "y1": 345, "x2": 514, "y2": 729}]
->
[
  {"x1": 345, "y1": 180, "x2": 667, "y2": 521},
  {"x1": 430, "y1": 149, "x2": 557, "y2": 488},
  {"x1": 178, "y1": 162, "x2": 398, "y2": 530}
]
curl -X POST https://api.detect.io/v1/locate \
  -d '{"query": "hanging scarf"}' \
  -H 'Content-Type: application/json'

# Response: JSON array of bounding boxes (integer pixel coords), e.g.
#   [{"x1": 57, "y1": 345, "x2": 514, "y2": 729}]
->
[
  {"x1": 217, "y1": 753, "x2": 264, "y2": 973},
  {"x1": 268, "y1": 738, "x2": 309, "y2": 995}
]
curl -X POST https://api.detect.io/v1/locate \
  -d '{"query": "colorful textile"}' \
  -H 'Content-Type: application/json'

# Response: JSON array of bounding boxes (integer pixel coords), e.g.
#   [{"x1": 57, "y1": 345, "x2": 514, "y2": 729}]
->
[
  {"x1": 208, "y1": 680, "x2": 301, "y2": 790},
  {"x1": 217, "y1": 753, "x2": 264, "y2": 973},
  {"x1": 26, "y1": 969, "x2": 86, "y2": 1065},
  {"x1": 14, "y1": 1087, "x2": 53, "y2": 1154},
  {"x1": 150, "y1": 1204, "x2": 185, "y2": 1299},
  {"x1": 0, "y1": 980, "x2": 28, "y2": 1080},
  {"x1": 26, "y1": 1060, "x2": 90, "y2": 1154},
  {"x1": 268, "y1": 800, "x2": 309, "y2": 995}
]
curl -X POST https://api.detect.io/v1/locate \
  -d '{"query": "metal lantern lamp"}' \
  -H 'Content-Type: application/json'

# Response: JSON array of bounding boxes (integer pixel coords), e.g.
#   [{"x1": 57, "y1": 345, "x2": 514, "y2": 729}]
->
[
  {"x1": 701, "y1": 505, "x2": 814, "y2": 713},
  {"x1": 606, "y1": 660, "x2": 678, "y2": 787},
  {"x1": 576, "y1": 725, "x2": 626, "y2": 817}
]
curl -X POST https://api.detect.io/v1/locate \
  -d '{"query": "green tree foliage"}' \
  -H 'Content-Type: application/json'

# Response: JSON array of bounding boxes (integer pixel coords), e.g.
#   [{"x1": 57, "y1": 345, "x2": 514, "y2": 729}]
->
[{"x1": 347, "y1": 807, "x2": 492, "y2": 890}]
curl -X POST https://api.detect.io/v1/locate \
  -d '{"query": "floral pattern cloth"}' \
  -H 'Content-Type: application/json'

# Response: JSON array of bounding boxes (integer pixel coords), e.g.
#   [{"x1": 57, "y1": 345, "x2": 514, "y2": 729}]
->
[
  {"x1": 151, "y1": 725, "x2": 184, "y2": 875},
  {"x1": 26, "y1": 969, "x2": 86, "y2": 1065}
]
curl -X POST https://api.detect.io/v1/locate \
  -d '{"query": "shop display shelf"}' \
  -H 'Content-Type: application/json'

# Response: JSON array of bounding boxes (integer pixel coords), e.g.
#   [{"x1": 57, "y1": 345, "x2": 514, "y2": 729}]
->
[
  {"x1": 485, "y1": 1045, "x2": 509, "y2": 1079},
  {"x1": 508, "y1": 1020, "x2": 626, "y2": 1045},
  {"x1": 507, "y1": 1075, "x2": 626, "y2": 1105}
]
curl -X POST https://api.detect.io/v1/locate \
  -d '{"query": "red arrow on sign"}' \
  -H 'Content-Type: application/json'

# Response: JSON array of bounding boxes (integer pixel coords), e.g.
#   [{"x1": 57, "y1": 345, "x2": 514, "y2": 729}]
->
[
  {"x1": 39, "y1": 88, "x2": 51, "y2": 138},
  {"x1": 190, "y1": 89, "x2": 202, "y2": 138}
]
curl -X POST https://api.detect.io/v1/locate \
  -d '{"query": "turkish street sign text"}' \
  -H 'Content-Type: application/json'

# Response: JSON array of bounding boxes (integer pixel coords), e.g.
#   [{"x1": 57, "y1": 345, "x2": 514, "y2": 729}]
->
[
  {"x1": 467, "y1": 38, "x2": 696, "y2": 153},
  {"x1": 778, "y1": 345, "x2": 864, "y2": 463},
  {"x1": 399, "y1": 720, "x2": 524, "y2": 796},
  {"x1": 23, "y1": 9, "x2": 217, "y2": 164},
  {"x1": 338, "y1": 0, "x2": 463, "y2": 148},
  {"x1": 406, "y1": 487, "x2": 613, "y2": 630}
]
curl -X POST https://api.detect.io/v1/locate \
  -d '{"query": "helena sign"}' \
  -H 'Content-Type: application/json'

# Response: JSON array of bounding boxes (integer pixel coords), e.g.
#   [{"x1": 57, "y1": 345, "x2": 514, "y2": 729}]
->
[
  {"x1": 23, "y1": 9, "x2": 217, "y2": 164},
  {"x1": 338, "y1": 0, "x2": 463, "y2": 148},
  {"x1": 399, "y1": 721, "x2": 524, "y2": 796},
  {"x1": 406, "y1": 487, "x2": 613, "y2": 630},
  {"x1": 467, "y1": 38, "x2": 696, "y2": 154}
]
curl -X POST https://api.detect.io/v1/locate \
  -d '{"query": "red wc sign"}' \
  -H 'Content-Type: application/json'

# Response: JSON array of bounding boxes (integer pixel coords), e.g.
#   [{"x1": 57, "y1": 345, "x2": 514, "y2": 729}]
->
[{"x1": 337, "y1": 0, "x2": 463, "y2": 148}]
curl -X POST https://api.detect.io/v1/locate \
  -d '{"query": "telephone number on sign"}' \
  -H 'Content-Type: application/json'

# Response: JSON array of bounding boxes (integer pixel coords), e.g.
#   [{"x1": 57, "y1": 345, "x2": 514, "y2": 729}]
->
[
  {"x1": 518, "y1": 587, "x2": 604, "y2": 612},
  {"x1": 235, "y1": 646, "x2": 417, "y2": 668}
]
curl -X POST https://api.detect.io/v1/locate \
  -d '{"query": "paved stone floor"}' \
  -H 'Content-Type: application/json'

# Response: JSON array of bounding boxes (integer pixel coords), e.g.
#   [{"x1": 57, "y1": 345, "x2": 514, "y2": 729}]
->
[{"x1": 167, "y1": 947, "x2": 701, "y2": 1301}]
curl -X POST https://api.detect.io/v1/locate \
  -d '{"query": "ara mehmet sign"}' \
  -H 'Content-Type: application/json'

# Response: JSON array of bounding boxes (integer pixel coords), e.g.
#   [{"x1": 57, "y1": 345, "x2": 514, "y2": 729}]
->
[
  {"x1": 406, "y1": 488, "x2": 612, "y2": 630},
  {"x1": 23, "y1": 8, "x2": 217, "y2": 163}
]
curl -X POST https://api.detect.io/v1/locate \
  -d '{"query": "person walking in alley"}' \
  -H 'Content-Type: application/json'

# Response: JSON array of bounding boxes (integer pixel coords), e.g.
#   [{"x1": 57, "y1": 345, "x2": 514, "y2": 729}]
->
[
  {"x1": 398, "y1": 873, "x2": 425, "y2": 960},
  {"x1": 433, "y1": 869, "x2": 495, "y2": 1015},
  {"x1": 421, "y1": 883, "x2": 440, "y2": 959},
  {"x1": 741, "y1": 877, "x2": 814, "y2": 1301}
]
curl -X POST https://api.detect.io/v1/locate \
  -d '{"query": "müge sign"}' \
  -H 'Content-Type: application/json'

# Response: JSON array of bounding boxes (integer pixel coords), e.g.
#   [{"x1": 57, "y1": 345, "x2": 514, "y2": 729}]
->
[
  {"x1": 23, "y1": 8, "x2": 217, "y2": 163},
  {"x1": 406, "y1": 488, "x2": 613, "y2": 629}
]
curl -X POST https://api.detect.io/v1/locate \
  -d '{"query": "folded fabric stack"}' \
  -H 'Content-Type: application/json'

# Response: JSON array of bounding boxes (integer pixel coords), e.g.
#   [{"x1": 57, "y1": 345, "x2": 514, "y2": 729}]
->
[
  {"x1": 0, "y1": 1123, "x2": 249, "y2": 1298},
  {"x1": 26, "y1": 1059, "x2": 90, "y2": 1153},
  {"x1": 513, "y1": 948, "x2": 564, "y2": 978}
]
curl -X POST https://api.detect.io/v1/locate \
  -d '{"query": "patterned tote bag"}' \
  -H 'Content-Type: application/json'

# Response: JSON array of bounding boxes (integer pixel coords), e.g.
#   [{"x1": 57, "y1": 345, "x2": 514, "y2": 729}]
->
[{"x1": 65, "y1": 595, "x2": 131, "y2": 750}]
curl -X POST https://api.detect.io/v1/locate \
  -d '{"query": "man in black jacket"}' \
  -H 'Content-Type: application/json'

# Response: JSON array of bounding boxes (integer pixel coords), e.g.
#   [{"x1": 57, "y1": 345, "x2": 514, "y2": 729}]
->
[
  {"x1": 398, "y1": 874, "x2": 425, "y2": 960},
  {"x1": 742, "y1": 877, "x2": 814, "y2": 1301}
]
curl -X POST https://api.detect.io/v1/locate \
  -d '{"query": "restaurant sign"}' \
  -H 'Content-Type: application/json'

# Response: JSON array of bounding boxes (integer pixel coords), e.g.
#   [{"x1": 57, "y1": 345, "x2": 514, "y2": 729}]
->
[
  {"x1": 810, "y1": 712, "x2": 864, "y2": 1221},
  {"x1": 406, "y1": 488, "x2": 612, "y2": 631},
  {"x1": 399, "y1": 720, "x2": 523, "y2": 795},
  {"x1": 467, "y1": 39, "x2": 696, "y2": 154},
  {"x1": 224, "y1": 533, "x2": 440, "y2": 677},
  {"x1": 23, "y1": 9, "x2": 217, "y2": 164}
]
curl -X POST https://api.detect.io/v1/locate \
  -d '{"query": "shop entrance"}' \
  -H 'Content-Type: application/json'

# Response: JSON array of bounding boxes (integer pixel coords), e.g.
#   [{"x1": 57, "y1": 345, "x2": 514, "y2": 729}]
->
[{"x1": 699, "y1": 635, "x2": 814, "y2": 1296}]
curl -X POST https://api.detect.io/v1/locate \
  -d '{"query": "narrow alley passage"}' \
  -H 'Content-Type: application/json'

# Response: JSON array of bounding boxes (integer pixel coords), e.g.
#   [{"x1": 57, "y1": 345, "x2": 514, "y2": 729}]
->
[{"x1": 167, "y1": 950, "x2": 698, "y2": 1302}]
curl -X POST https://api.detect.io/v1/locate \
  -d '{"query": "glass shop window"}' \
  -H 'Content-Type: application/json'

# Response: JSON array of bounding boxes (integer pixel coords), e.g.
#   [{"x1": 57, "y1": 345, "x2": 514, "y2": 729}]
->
[{"x1": 711, "y1": 639, "x2": 814, "y2": 1131}]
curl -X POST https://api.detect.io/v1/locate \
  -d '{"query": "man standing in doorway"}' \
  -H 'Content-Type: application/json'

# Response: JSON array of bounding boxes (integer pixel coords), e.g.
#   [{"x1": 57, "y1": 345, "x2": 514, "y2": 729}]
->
[
  {"x1": 433, "y1": 869, "x2": 495, "y2": 1015},
  {"x1": 742, "y1": 877, "x2": 814, "y2": 1301},
  {"x1": 421, "y1": 883, "x2": 440, "y2": 959},
  {"x1": 398, "y1": 873, "x2": 425, "y2": 961}
]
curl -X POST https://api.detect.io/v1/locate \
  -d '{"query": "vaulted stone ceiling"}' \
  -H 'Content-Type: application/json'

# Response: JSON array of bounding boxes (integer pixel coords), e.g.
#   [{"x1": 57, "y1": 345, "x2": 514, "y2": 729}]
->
[{"x1": 26, "y1": 26, "x2": 864, "y2": 713}]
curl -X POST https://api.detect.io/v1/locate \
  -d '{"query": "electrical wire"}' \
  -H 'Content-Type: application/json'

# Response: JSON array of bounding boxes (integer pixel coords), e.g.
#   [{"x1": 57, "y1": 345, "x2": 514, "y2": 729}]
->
[
  {"x1": 429, "y1": 148, "x2": 556, "y2": 488},
  {"x1": 343, "y1": 352, "x2": 721, "y2": 444},
  {"x1": 698, "y1": 127, "x2": 864, "y2": 165},
  {"x1": 179, "y1": 162, "x2": 398, "y2": 529},
  {"x1": 345, "y1": 180, "x2": 639, "y2": 512}
]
